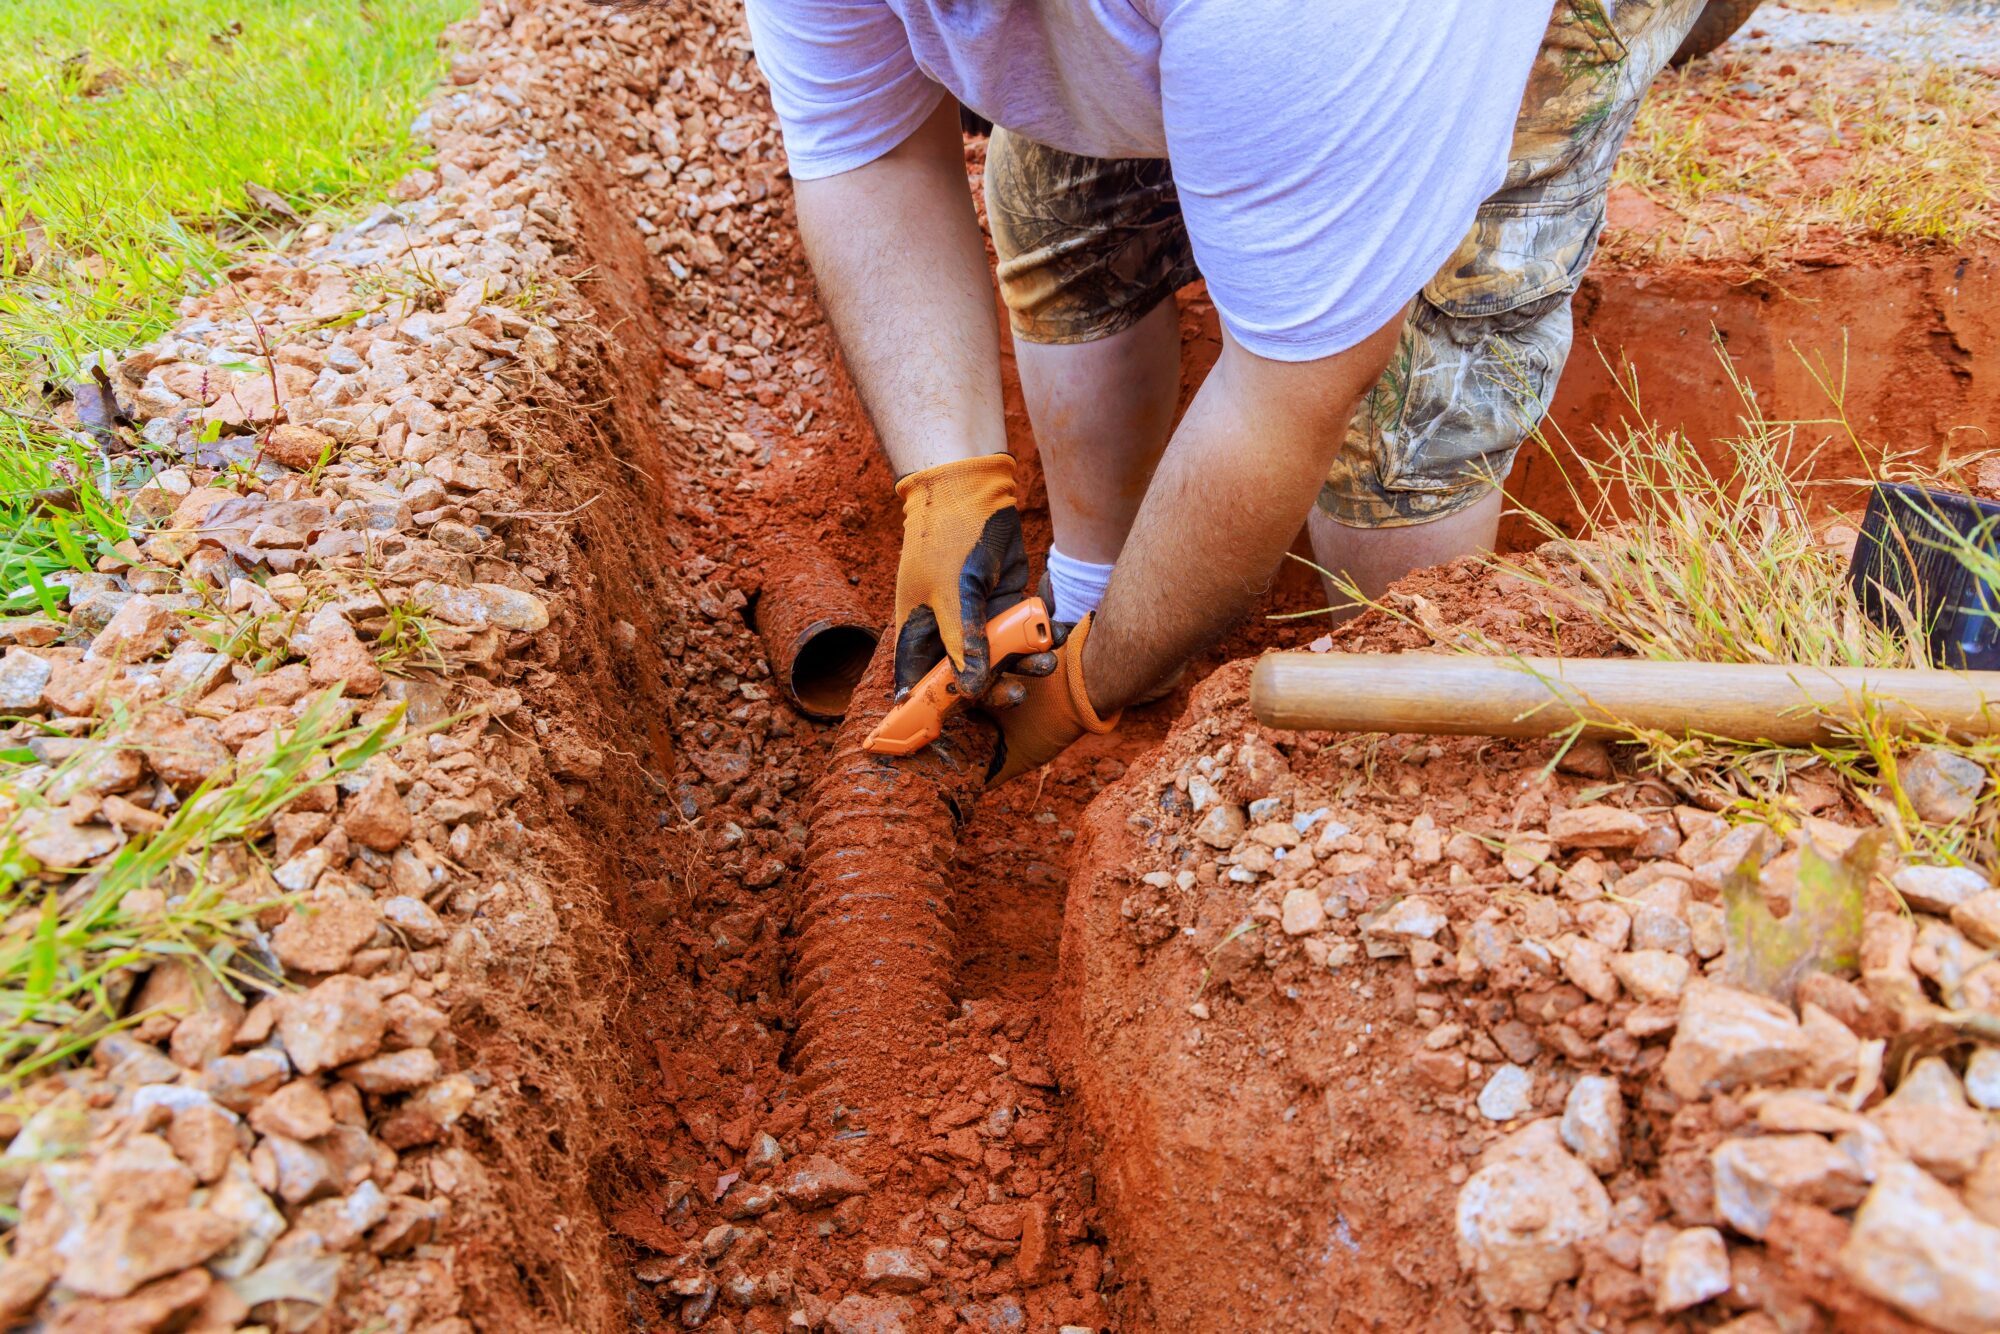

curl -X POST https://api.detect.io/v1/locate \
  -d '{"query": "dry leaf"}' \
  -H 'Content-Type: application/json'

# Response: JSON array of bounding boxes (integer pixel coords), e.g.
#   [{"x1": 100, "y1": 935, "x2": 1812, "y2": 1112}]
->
[{"x1": 1722, "y1": 829, "x2": 1879, "y2": 1002}]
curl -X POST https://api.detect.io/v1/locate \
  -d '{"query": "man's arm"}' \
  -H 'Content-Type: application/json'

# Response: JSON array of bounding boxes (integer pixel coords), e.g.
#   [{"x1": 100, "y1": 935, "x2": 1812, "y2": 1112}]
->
[
  {"x1": 793, "y1": 97, "x2": 1008, "y2": 475},
  {"x1": 1080, "y1": 319, "x2": 1403, "y2": 714}
]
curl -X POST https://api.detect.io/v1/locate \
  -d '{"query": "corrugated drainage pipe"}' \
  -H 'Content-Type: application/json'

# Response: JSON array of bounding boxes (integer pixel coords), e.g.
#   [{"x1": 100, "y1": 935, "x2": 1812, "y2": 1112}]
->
[
  {"x1": 756, "y1": 544, "x2": 881, "y2": 722},
  {"x1": 792, "y1": 642, "x2": 993, "y2": 1116}
]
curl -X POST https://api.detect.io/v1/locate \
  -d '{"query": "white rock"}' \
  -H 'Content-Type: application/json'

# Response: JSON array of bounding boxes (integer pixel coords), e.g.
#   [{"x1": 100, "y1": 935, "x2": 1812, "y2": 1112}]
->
[
  {"x1": 1967, "y1": 1048, "x2": 2000, "y2": 1111},
  {"x1": 1661, "y1": 981, "x2": 1810, "y2": 1102},
  {"x1": 1548, "y1": 804, "x2": 1649, "y2": 849},
  {"x1": 1364, "y1": 896, "x2": 1447, "y2": 940},
  {"x1": 1186, "y1": 775, "x2": 1219, "y2": 813},
  {"x1": 472, "y1": 582, "x2": 549, "y2": 632},
  {"x1": 1710, "y1": 1133, "x2": 1869, "y2": 1238},
  {"x1": 1900, "y1": 748, "x2": 1985, "y2": 825},
  {"x1": 207, "y1": 1154, "x2": 288, "y2": 1279},
  {"x1": 1477, "y1": 1064, "x2": 1536, "y2": 1122},
  {"x1": 1560, "y1": 1075, "x2": 1625, "y2": 1176},
  {"x1": 1892, "y1": 864, "x2": 1990, "y2": 915},
  {"x1": 1655, "y1": 1226, "x2": 1731, "y2": 1313},
  {"x1": 1455, "y1": 1120, "x2": 1612, "y2": 1311},
  {"x1": 1612, "y1": 949, "x2": 1692, "y2": 1003},
  {"x1": 1193, "y1": 803, "x2": 1245, "y2": 849},
  {"x1": 0, "y1": 650, "x2": 51, "y2": 711},
  {"x1": 1839, "y1": 1159, "x2": 2000, "y2": 1334},
  {"x1": 1280, "y1": 887, "x2": 1325, "y2": 937}
]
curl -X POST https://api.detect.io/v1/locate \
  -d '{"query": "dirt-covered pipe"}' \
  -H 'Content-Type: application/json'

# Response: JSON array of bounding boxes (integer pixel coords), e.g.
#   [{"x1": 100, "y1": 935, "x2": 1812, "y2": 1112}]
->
[
  {"x1": 793, "y1": 644, "x2": 993, "y2": 1111},
  {"x1": 756, "y1": 544, "x2": 881, "y2": 721}
]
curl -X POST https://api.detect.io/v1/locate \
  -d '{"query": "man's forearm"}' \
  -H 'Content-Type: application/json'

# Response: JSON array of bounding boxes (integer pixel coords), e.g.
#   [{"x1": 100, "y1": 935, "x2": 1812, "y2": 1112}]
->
[
  {"x1": 1081, "y1": 319, "x2": 1404, "y2": 712},
  {"x1": 793, "y1": 98, "x2": 1008, "y2": 478}
]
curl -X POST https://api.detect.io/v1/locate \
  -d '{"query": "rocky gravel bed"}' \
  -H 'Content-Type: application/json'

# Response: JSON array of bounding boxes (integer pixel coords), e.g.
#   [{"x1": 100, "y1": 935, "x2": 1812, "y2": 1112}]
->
[
  {"x1": 1091, "y1": 620, "x2": 2000, "y2": 1331},
  {"x1": 0, "y1": 7, "x2": 639, "y2": 1330}
]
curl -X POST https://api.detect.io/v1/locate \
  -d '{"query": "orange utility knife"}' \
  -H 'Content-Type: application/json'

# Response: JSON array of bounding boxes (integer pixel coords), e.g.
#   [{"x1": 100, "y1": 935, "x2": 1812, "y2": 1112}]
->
[{"x1": 863, "y1": 597, "x2": 1056, "y2": 756}]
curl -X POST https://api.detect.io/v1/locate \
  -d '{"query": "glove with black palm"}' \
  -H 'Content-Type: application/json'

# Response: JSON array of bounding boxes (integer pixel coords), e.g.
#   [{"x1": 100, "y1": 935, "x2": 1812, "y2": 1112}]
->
[{"x1": 891, "y1": 453, "x2": 1056, "y2": 699}]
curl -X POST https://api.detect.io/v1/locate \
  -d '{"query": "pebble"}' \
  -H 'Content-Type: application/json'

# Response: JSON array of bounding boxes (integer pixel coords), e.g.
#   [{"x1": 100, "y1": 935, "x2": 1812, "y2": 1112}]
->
[
  {"x1": 1953, "y1": 890, "x2": 2000, "y2": 949},
  {"x1": 1548, "y1": 805, "x2": 1648, "y2": 850},
  {"x1": 825, "y1": 1294, "x2": 914, "y2": 1334},
  {"x1": 1280, "y1": 887, "x2": 1325, "y2": 936},
  {"x1": 272, "y1": 897, "x2": 382, "y2": 974},
  {"x1": 1661, "y1": 981, "x2": 1810, "y2": 1101},
  {"x1": 277, "y1": 974, "x2": 388, "y2": 1075},
  {"x1": 380, "y1": 894, "x2": 448, "y2": 946},
  {"x1": 1455, "y1": 1119, "x2": 1611, "y2": 1311},
  {"x1": 1610, "y1": 949, "x2": 1691, "y2": 1004},
  {"x1": 1556, "y1": 934, "x2": 1620, "y2": 1005},
  {"x1": 1892, "y1": 863, "x2": 1990, "y2": 915},
  {"x1": 1655, "y1": 1226, "x2": 1731, "y2": 1314},
  {"x1": 205, "y1": 1157, "x2": 286, "y2": 1279},
  {"x1": 861, "y1": 1246, "x2": 931, "y2": 1293},
  {"x1": 1709, "y1": 1133, "x2": 1869, "y2": 1238},
  {"x1": 0, "y1": 649, "x2": 51, "y2": 711},
  {"x1": 1477, "y1": 1064, "x2": 1536, "y2": 1122},
  {"x1": 1900, "y1": 748, "x2": 1985, "y2": 825},
  {"x1": 342, "y1": 774, "x2": 413, "y2": 852},
  {"x1": 1193, "y1": 803, "x2": 1246, "y2": 849},
  {"x1": 248, "y1": 1079, "x2": 335, "y2": 1141},
  {"x1": 1967, "y1": 1048, "x2": 2000, "y2": 1110},
  {"x1": 1560, "y1": 1075, "x2": 1625, "y2": 1176},
  {"x1": 1840, "y1": 1159, "x2": 2000, "y2": 1334},
  {"x1": 1870, "y1": 1057, "x2": 1998, "y2": 1183},
  {"x1": 341, "y1": 1047, "x2": 441, "y2": 1094},
  {"x1": 1363, "y1": 896, "x2": 1447, "y2": 940},
  {"x1": 781, "y1": 1155, "x2": 869, "y2": 1208},
  {"x1": 85, "y1": 594, "x2": 173, "y2": 663},
  {"x1": 472, "y1": 582, "x2": 550, "y2": 632},
  {"x1": 59, "y1": 1206, "x2": 239, "y2": 1299},
  {"x1": 302, "y1": 605, "x2": 384, "y2": 695}
]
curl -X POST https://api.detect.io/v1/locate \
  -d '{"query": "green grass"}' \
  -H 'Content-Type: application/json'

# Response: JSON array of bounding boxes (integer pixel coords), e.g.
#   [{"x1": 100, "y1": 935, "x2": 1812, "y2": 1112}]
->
[
  {"x1": 0, "y1": 418, "x2": 130, "y2": 619},
  {"x1": 0, "y1": 691, "x2": 405, "y2": 1086},
  {"x1": 0, "y1": 0, "x2": 472, "y2": 401},
  {"x1": 0, "y1": 0, "x2": 466, "y2": 1085}
]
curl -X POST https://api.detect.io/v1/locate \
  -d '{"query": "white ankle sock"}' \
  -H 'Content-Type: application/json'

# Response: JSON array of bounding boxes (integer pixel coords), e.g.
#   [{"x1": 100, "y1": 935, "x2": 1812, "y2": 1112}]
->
[{"x1": 1046, "y1": 547, "x2": 1116, "y2": 623}]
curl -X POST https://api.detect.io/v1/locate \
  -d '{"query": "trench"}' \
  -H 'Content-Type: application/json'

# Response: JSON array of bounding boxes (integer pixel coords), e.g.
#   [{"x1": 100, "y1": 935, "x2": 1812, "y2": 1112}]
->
[{"x1": 481, "y1": 13, "x2": 2000, "y2": 1329}]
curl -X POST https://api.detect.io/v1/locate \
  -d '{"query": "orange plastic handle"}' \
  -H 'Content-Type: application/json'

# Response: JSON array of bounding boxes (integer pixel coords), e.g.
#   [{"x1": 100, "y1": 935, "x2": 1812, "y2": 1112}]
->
[{"x1": 862, "y1": 598, "x2": 1056, "y2": 756}]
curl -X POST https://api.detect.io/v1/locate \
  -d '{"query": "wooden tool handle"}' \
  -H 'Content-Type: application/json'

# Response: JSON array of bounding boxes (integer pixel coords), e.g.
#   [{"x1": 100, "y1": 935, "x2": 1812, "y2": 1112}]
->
[
  {"x1": 1250, "y1": 653, "x2": 2000, "y2": 745},
  {"x1": 863, "y1": 598, "x2": 1056, "y2": 756}
]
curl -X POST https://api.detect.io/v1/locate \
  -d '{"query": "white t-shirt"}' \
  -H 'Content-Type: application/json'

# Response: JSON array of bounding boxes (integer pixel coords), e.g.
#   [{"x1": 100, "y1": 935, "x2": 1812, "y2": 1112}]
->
[{"x1": 743, "y1": 0, "x2": 1555, "y2": 361}]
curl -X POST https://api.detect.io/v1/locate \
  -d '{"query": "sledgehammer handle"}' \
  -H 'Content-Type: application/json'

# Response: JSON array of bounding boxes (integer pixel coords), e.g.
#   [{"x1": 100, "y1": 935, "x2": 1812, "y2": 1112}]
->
[{"x1": 1250, "y1": 653, "x2": 2000, "y2": 746}]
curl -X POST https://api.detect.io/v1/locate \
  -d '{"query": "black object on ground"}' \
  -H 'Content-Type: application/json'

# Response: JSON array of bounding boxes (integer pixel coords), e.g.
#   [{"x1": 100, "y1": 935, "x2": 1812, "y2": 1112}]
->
[
  {"x1": 1849, "y1": 481, "x2": 2000, "y2": 670},
  {"x1": 1672, "y1": 0, "x2": 1765, "y2": 67}
]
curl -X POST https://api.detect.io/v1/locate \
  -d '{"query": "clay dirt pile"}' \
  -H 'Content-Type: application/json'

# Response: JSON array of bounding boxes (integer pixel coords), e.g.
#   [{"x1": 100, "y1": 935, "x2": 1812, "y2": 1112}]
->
[
  {"x1": 2, "y1": 1, "x2": 1998, "y2": 1332},
  {"x1": 1060, "y1": 561, "x2": 2000, "y2": 1332}
]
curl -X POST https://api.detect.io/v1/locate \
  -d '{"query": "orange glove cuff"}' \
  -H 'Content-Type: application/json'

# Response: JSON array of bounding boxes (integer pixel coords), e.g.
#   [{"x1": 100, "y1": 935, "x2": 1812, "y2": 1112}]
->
[
  {"x1": 1057, "y1": 612, "x2": 1120, "y2": 736},
  {"x1": 988, "y1": 612, "x2": 1120, "y2": 785}
]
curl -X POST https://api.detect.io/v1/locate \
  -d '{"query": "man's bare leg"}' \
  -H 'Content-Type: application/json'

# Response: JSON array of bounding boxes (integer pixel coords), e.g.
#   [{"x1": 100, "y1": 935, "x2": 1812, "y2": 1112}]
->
[
  {"x1": 1014, "y1": 300, "x2": 1181, "y2": 564},
  {"x1": 1304, "y1": 489, "x2": 1502, "y2": 622}
]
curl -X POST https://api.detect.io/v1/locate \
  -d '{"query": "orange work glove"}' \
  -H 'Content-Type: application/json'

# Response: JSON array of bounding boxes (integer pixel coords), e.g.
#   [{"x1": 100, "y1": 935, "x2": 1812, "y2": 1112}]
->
[
  {"x1": 893, "y1": 453, "x2": 1040, "y2": 698},
  {"x1": 987, "y1": 612, "x2": 1121, "y2": 785}
]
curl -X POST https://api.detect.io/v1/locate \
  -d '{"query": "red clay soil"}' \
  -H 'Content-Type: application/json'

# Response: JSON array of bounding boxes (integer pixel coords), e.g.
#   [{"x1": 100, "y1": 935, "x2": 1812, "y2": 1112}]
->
[
  {"x1": 435, "y1": 3, "x2": 2000, "y2": 1331},
  {"x1": 1050, "y1": 564, "x2": 1929, "y2": 1333},
  {"x1": 1169, "y1": 248, "x2": 2000, "y2": 549}
]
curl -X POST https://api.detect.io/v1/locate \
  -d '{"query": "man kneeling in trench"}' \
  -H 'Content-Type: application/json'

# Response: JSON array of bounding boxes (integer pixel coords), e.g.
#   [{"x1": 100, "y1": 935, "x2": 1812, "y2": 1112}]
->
[{"x1": 743, "y1": 0, "x2": 1706, "y2": 783}]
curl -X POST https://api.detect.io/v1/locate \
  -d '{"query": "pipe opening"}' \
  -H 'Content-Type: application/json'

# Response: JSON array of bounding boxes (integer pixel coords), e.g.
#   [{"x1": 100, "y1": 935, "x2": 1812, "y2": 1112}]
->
[{"x1": 787, "y1": 622, "x2": 879, "y2": 719}]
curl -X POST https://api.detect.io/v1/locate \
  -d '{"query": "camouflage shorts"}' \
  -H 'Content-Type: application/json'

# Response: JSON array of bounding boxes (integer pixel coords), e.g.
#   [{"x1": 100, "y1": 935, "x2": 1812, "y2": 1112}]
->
[{"x1": 985, "y1": 0, "x2": 1707, "y2": 528}]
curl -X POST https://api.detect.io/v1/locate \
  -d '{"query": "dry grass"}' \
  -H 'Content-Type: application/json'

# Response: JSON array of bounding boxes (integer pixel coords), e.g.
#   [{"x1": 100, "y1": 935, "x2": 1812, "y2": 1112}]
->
[
  {"x1": 1491, "y1": 350, "x2": 1999, "y2": 870},
  {"x1": 1309, "y1": 343, "x2": 1999, "y2": 872},
  {"x1": 1613, "y1": 53, "x2": 2000, "y2": 261}
]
